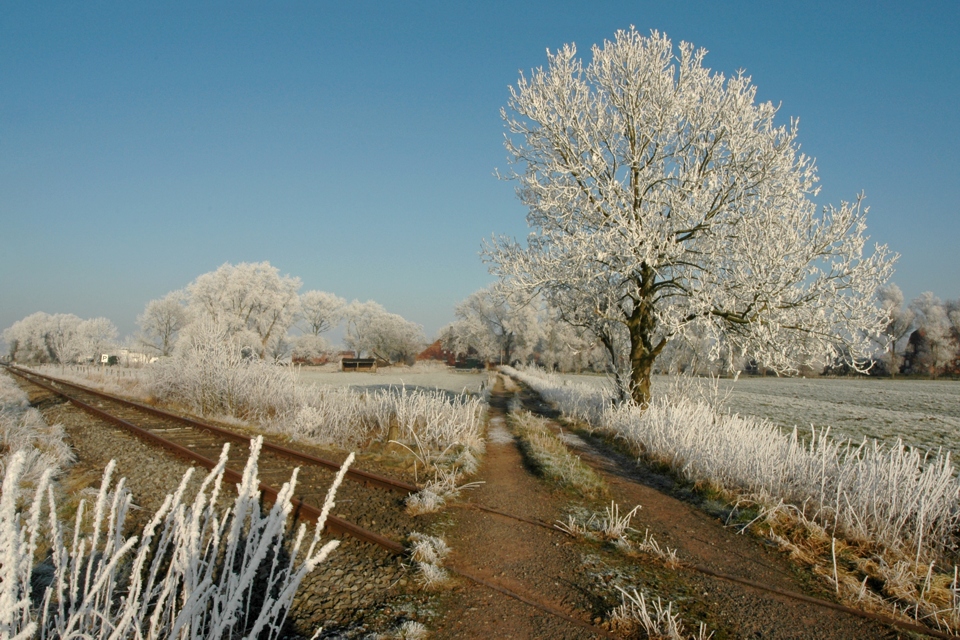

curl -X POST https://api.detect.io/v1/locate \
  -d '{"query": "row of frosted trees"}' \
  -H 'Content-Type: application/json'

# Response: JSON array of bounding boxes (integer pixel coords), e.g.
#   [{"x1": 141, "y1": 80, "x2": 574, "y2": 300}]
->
[
  {"x1": 873, "y1": 285, "x2": 960, "y2": 377},
  {"x1": 440, "y1": 283, "x2": 960, "y2": 380},
  {"x1": 3, "y1": 261, "x2": 426, "y2": 366}
]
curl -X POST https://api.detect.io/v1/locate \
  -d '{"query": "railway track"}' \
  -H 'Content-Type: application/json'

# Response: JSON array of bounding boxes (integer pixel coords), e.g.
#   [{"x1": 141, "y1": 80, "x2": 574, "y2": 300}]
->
[
  {"x1": 0, "y1": 365, "x2": 637, "y2": 637},
  {"x1": 3, "y1": 364, "x2": 415, "y2": 554}
]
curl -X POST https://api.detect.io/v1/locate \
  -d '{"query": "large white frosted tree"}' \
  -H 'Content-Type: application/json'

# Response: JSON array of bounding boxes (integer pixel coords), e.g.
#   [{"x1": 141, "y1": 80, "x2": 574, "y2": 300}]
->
[
  {"x1": 344, "y1": 301, "x2": 425, "y2": 364},
  {"x1": 443, "y1": 285, "x2": 541, "y2": 365},
  {"x1": 186, "y1": 262, "x2": 301, "y2": 358},
  {"x1": 137, "y1": 290, "x2": 190, "y2": 356},
  {"x1": 487, "y1": 28, "x2": 895, "y2": 405}
]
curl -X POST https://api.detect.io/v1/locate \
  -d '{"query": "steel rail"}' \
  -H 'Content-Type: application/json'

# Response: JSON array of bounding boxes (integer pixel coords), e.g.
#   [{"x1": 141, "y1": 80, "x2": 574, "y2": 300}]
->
[
  {"x1": 4, "y1": 364, "x2": 406, "y2": 555},
  {"x1": 5, "y1": 365, "x2": 418, "y2": 495},
  {"x1": 5, "y1": 365, "x2": 637, "y2": 638}
]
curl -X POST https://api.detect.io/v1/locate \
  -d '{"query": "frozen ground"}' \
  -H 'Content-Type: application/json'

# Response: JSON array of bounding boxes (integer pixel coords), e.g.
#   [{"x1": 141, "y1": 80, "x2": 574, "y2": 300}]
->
[
  {"x1": 295, "y1": 364, "x2": 492, "y2": 396},
  {"x1": 559, "y1": 373, "x2": 960, "y2": 454}
]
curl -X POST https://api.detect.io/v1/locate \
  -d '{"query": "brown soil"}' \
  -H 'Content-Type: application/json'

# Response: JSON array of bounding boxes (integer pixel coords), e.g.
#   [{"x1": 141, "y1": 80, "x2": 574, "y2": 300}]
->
[
  {"x1": 430, "y1": 378, "x2": 603, "y2": 639},
  {"x1": 427, "y1": 376, "x2": 904, "y2": 639}
]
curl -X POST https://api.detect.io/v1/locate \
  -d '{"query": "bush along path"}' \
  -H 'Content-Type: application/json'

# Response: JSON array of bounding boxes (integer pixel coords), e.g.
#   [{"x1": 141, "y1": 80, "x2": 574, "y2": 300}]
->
[
  {"x1": 421, "y1": 375, "x2": 904, "y2": 639},
  {"x1": 509, "y1": 375, "x2": 934, "y2": 639}
]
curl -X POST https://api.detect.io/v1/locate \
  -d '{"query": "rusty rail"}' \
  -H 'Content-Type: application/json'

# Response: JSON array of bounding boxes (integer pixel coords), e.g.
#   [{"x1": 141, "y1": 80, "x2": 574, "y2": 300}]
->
[
  {"x1": 5, "y1": 363, "x2": 628, "y2": 638},
  {"x1": 5, "y1": 365, "x2": 417, "y2": 495},
  {"x1": 4, "y1": 364, "x2": 407, "y2": 555}
]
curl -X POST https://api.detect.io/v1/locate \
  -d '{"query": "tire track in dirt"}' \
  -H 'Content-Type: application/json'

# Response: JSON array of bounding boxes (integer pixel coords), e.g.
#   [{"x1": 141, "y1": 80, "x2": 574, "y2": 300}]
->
[
  {"x1": 432, "y1": 377, "x2": 606, "y2": 639},
  {"x1": 510, "y1": 378, "x2": 904, "y2": 639}
]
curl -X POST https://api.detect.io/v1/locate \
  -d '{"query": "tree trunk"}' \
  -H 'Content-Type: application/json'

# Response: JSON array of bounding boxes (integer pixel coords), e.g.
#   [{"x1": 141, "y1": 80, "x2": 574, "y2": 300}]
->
[
  {"x1": 627, "y1": 318, "x2": 657, "y2": 406},
  {"x1": 626, "y1": 268, "x2": 662, "y2": 407}
]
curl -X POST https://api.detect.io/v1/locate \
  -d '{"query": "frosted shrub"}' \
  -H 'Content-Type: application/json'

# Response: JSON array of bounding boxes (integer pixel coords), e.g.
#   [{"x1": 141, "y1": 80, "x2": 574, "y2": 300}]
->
[
  {"x1": 0, "y1": 437, "x2": 350, "y2": 639},
  {"x1": 377, "y1": 620, "x2": 430, "y2": 640},
  {"x1": 502, "y1": 365, "x2": 616, "y2": 424},
  {"x1": 405, "y1": 467, "x2": 483, "y2": 516},
  {"x1": 408, "y1": 532, "x2": 450, "y2": 588},
  {"x1": 147, "y1": 320, "x2": 302, "y2": 420},
  {"x1": 142, "y1": 323, "x2": 485, "y2": 453},
  {"x1": 605, "y1": 397, "x2": 960, "y2": 561},
  {"x1": 0, "y1": 374, "x2": 31, "y2": 414},
  {"x1": 0, "y1": 373, "x2": 74, "y2": 490},
  {"x1": 611, "y1": 587, "x2": 711, "y2": 640}
]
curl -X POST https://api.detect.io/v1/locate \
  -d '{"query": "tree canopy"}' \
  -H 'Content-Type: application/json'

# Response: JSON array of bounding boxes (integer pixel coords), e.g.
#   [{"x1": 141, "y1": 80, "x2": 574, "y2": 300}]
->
[{"x1": 487, "y1": 28, "x2": 895, "y2": 405}]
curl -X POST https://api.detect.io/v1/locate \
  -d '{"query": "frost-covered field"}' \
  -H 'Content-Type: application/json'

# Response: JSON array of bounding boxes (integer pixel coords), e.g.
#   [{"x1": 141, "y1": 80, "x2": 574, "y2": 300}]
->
[
  {"x1": 558, "y1": 373, "x2": 960, "y2": 454},
  {"x1": 296, "y1": 365, "x2": 491, "y2": 396}
]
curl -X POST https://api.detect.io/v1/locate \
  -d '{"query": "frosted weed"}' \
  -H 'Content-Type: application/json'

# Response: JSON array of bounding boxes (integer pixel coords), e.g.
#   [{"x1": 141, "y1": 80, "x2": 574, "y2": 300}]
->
[
  {"x1": 611, "y1": 587, "x2": 711, "y2": 640},
  {"x1": 408, "y1": 532, "x2": 451, "y2": 588},
  {"x1": 0, "y1": 438, "x2": 351, "y2": 639},
  {"x1": 377, "y1": 620, "x2": 430, "y2": 639}
]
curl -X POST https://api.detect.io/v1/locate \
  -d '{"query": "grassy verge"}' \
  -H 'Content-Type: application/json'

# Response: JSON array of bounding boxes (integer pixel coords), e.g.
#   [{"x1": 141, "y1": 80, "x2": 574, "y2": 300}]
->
[
  {"x1": 506, "y1": 366, "x2": 960, "y2": 634},
  {"x1": 509, "y1": 410, "x2": 607, "y2": 499}
]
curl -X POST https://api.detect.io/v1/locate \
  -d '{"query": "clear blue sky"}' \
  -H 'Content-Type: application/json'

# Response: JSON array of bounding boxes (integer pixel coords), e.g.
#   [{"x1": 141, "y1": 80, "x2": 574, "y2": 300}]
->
[{"x1": 2, "y1": 1, "x2": 958, "y2": 341}]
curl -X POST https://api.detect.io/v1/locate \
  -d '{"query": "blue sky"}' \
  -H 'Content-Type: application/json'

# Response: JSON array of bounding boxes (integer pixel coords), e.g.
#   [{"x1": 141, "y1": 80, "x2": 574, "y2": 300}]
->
[{"x1": 2, "y1": 1, "x2": 958, "y2": 341}]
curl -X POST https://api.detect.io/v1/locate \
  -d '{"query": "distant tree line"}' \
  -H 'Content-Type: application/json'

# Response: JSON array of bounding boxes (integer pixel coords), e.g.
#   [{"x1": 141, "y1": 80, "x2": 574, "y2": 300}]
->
[
  {"x1": 3, "y1": 261, "x2": 426, "y2": 366},
  {"x1": 440, "y1": 282, "x2": 960, "y2": 381},
  {"x1": 869, "y1": 284, "x2": 960, "y2": 378}
]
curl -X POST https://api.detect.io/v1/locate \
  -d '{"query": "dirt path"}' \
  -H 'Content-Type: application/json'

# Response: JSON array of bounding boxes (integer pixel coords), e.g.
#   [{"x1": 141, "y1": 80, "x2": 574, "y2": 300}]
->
[
  {"x1": 521, "y1": 380, "x2": 909, "y2": 639},
  {"x1": 428, "y1": 376, "x2": 902, "y2": 639},
  {"x1": 432, "y1": 377, "x2": 605, "y2": 639}
]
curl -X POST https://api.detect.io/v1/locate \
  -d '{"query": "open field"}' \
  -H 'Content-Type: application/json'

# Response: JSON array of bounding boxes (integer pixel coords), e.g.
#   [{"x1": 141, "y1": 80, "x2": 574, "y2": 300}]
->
[
  {"x1": 295, "y1": 364, "x2": 492, "y2": 396},
  {"x1": 558, "y1": 373, "x2": 960, "y2": 454}
]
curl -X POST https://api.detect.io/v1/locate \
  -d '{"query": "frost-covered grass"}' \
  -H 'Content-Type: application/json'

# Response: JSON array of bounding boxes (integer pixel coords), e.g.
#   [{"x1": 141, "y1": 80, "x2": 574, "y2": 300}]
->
[
  {"x1": 297, "y1": 362, "x2": 491, "y2": 396},
  {"x1": 510, "y1": 411, "x2": 606, "y2": 499},
  {"x1": 30, "y1": 349, "x2": 486, "y2": 457},
  {"x1": 610, "y1": 587, "x2": 711, "y2": 640},
  {"x1": 0, "y1": 372, "x2": 75, "y2": 490},
  {"x1": 509, "y1": 366, "x2": 960, "y2": 631},
  {"x1": 0, "y1": 437, "x2": 349, "y2": 640},
  {"x1": 716, "y1": 376, "x2": 960, "y2": 454},
  {"x1": 515, "y1": 366, "x2": 960, "y2": 559},
  {"x1": 504, "y1": 366, "x2": 617, "y2": 425},
  {"x1": 543, "y1": 369, "x2": 960, "y2": 454}
]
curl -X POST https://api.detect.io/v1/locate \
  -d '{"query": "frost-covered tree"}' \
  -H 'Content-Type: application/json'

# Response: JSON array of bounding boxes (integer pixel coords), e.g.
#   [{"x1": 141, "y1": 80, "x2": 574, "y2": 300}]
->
[
  {"x1": 535, "y1": 308, "x2": 605, "y2": 373},
  {"x1": 3, "y1": 312, "x2": 58, "y2": 362},
  {"x1": 46, "y1": 314, "x2": 84, "y2": 364},
  {"x1": 344, "y1": 301, "x2": 424, "y2": 364},
  {"x1": 291, "y1": 334, "x2": 329, "y2": 362},
  {"x1": 299, "y1": 290, "x2": 345, "y2": 337},
  {"x1": 527, "y1": 268, "x2": 644, "y2": 393},
  {"x1": 876, "y1": 284, "x2": 915, "y2": 376},
  {"x1": 909, "y1": 292, "x2": 957, "y2": 377},
  {"x1": 186, "y1": 262, "x2": 301, "y2": 358},
  {"x1": 487, "y1": 28, "x2": 894, "y2": 405},
  {"x1": 137, "y1": 290, "x2": 190, "y2": 356},
  {"x1": 77, "y1": 317, "x2": 119, "y2": 363},
  {"x1": 4, "y1": 313, "x2": 117, "y2": 364},
  {"x1": 443, "y1": 285, "x2": 540, "y2": 365},
  {"x1": 3, "y1": 313, "x2": 82, "y2": 364}
]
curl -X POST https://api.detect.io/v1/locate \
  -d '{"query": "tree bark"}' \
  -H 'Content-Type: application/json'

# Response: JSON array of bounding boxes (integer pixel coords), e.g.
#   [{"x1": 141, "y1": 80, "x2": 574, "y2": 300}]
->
[
  {"x1": 627, "y1": 314, "x2": 658, "y2": 406},
  {"x1": 626, "y1": 267, "x2": 663, "y2": 406}
]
